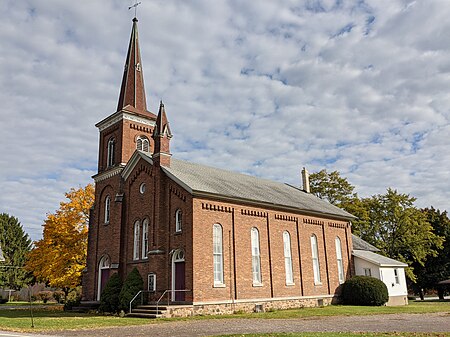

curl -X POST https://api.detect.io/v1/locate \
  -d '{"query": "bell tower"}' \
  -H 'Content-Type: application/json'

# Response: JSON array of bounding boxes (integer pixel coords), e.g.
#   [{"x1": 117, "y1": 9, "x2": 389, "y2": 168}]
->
[{"x1": 95, "y1": 17, "x2": 157, "y2": 174}]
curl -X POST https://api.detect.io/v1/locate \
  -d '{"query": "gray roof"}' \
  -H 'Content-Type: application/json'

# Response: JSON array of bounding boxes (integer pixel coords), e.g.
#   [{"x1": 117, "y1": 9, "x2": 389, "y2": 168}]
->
[
  {"x1": 160, "y1": 157, "x2": 354, "y2": 220},
  {"x1": 353, "y1": 249, "x2": 408, "y2": 267},
  {"x1": 352, "y1": 234, "x2": 379, "y2": 252}
]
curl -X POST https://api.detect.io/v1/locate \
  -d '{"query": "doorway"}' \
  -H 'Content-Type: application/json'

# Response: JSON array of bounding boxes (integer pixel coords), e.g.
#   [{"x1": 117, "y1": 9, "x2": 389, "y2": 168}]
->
[
  {"x1": 171, "y1": 249, "x2": 185, "y2": 301},
  {"x1": 97, "y1": 255, "x2": 110, "y2": 301}
]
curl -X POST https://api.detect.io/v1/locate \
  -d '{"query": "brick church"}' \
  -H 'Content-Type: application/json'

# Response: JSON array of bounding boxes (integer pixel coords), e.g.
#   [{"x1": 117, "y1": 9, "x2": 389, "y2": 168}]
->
[{"x1": 82, "y1": 18, "x2": 356, "y2": 315}]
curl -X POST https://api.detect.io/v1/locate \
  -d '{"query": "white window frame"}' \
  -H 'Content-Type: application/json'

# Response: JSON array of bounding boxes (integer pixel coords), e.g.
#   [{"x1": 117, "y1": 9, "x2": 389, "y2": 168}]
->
[
  {"x1": 364, "y1": 268, "x2": 372, "y2": 277},
  {"x1": 283, "y1": 231, "x2": 294, "y2": 285},
  {"x1": 107, "y1": 138, "x2": 115, "y2": 167},
  {"x1": 142, "y1": 219, "x2": 149, "y2": 259},
  {"x1": 133, "y1": 220, "x2": 140, "y2": 260},
  {"x1": 136, "y1": 136, "x2": 150, "y2": 152},
  {"x1": 311, "y1": 234, "x2": 321, "y2": 285},
  {"x1": 251, "y1": 227, "x2": 262, "y2": 285},
  {"x1": 104, "y1": 195, "x2": 111, "y2": 224},
  {"x1": 175, "y1": 209, "x2": 182, "y2": 232},
  {"x1": 394, "y1": 268, "x2": 400, "y2": 284},
  {"x1": 335, "y1": 237, "x2": 345, "y2": 284},
  {"x1": 213, "y1": 224, "x2": 224, "y2": 286},
  {"x1": 148, "y1": 273, "x2": 156, "y2": 292}
]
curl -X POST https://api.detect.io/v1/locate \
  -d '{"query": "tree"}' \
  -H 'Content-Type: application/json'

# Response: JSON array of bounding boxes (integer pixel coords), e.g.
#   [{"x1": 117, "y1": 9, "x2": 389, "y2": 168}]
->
[
  {"x1": 26, "y1": 184, "x2": 94, "y2": 296},
  {"x1": 361, "y1": 189, "x2": 443, "y2": 281},
  {"x1": 411, "y1": 207, "x2": 450, "y2": 298},
  {"x1": 309, "y1": 169, "x2": 356, "y2": 206},
  {"x1": 99, "y1": 273, "x2": 123, "y2": 313},
  {"x1": 0, "y1": 214, "x2": 32, "y2": 289},
  {"x1": 119, "y1": 268, "x2": 143, "y2": 312}
]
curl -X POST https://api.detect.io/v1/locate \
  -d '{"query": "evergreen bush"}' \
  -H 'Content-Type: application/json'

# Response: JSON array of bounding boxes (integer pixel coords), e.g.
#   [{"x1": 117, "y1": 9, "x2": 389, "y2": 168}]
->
[
  {"x1": 342, "y1": 275, "x2": 389, "y2": 306},
  {"x1": 119, "y1": 267, "x2": 143, "y2": 312},
  {"x1": 99, "y1": 273, "x2": 123, "y2": 313}
]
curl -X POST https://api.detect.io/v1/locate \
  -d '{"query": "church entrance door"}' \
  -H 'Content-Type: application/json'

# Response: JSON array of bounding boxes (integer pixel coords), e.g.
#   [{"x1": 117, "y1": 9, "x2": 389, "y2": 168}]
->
[
  {"x1": 97, "y1": 255, "x2": 110, "y2": 301},
  {"x1": 172, "y1": 250, "x2": 185, "y2": 302}
]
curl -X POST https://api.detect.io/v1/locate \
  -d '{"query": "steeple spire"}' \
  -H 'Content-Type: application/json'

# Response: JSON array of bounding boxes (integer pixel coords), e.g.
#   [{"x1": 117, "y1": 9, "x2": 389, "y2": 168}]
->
[
  {"x1": 152, "y1": 101, "x2": 172, "y2": 167},
  {"x1": 117, "y1": 18, "x2": 148, "y2": 114}
]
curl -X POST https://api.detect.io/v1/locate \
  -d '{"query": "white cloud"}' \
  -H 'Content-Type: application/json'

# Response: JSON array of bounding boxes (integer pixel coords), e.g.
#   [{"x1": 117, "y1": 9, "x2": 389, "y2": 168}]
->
[{"x1": 1, "y1": 0, "x2": 449, "y2": 241}]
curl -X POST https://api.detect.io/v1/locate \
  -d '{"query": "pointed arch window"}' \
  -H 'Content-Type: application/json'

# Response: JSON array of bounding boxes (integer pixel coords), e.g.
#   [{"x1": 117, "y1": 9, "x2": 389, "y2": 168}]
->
[
  {"x1": 133, "y1": 220, "x2": 140, "y2": 260},
  {"x1": 213, "y1": 224, "x2": 224, "y2": 285},
  {"x1": 104, "y1": 196, "x2": 111, "y2": 224},
  {"x1": 311, "y1": 234, "x2": 321, "y2": 284},
  {"x1": 335, "y1": 237, "x2": 344, "y2": 283},
  {"x1": 136, "y1": 135, "x2": 150, "y2": 153},
  {"x1": 283, "y1": 231, "x2": 294, "y2": 285},
  {"x1": 175, "y1": 209, "x2": 182, "y2": 232},
  {"x1": 107, "y1": 138, "x2": 115, "y2": 167},
  {"x1": 142, "y1": 219, "x2": 149, "y2": 259},
  {"x1": 251, "y1": 227, "x2": 262, "y2": 285}
]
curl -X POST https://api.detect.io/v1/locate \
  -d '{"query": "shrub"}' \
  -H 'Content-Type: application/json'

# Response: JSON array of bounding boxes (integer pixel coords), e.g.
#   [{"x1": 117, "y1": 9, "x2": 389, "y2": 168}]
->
[
  {"x1": 99, "y1": 273, "x2": 123, "y2": 313},
  {"x1": 0, "y1": 296, "x2": 7, "y2": 304},
  {"x1": 36, "y1": 291, "x2": 53, "y2": 303},
  {"x1": 63, "y1": 288, "x2": 81, "y2": 311},
  {"x1": 53, "y1": 290, "x2": 65, "y2": 304},
  {"x1": 342, "y1": 276, "x2": 389, "y2": 306},
  {"x1": 119, "y1": 267, "x2": 143, "y2": 312}
]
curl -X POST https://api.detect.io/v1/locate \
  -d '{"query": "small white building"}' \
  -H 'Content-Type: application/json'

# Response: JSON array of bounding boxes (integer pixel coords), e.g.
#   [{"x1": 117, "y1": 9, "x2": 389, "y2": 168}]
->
[{"x1": 352, "y1": 235, "x2": 408, "y2": 306}]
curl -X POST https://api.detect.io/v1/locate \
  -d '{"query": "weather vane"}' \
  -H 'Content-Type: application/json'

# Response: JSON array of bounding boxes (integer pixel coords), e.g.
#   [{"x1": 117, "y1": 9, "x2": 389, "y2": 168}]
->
[{"x1": 128, "y1": 1, "x2": 141, "y2": 18}]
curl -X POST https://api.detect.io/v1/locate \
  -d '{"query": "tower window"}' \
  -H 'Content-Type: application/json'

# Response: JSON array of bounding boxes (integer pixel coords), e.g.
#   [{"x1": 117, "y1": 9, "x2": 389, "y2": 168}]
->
[
  {"x1": 136, "y1": 135, "x2": 150, "y2": 152},
  {"x1": 104, "y1": 196, "x2": 111, "y2": 224},
  {"x1": 175, "y1": 209, "x2": 182, "y2": 232},
  {"x1": 107, "y1": 138, "x2": 115, "y2": 167}
]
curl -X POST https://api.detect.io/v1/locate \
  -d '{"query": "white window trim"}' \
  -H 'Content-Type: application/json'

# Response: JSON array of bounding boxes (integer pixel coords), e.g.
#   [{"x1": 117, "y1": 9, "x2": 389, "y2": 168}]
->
[
  {"x1": 394, "y1": 268, "x2": 400, "y2": 284},
  {"x1": 133, "y1": 220, "x2": 140, "y2": 260},
  {"x1": 104, "y1": 195, "x2": 111, "y2": 224},
  {"x1": 175, "y1": 209, "x2": 182, "y2": 232},
  {"x1": 148, "y1": 273, "x2": 156, "y2": 292},
  {"x1": 142, "y1": 219, "x2": 149, "y2": 259},
  {"x1": 283, "y1": 231, "x2": 294, "y2": 285},
  {"x1": 107, "y1": 138, "x2": 115, "y2": 167},
  {"x1": 311, "y1": 235, "x2": 321, "y2": 285},
  {"x1": 335, "y1": 237, "x2": 345, "y2": 284},
  {"x1": 213, "y1": 224, "x2": 224, "y2": 286},
  {"x1": 251, "y1": 227, "x2": 262, "y2": 286}
]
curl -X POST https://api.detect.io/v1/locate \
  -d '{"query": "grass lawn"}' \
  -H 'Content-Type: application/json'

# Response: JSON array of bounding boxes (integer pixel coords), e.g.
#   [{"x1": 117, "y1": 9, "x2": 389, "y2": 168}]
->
[
  {"x1": 215, "y1": 334, "x2": 450, "y2": 337},
  {"x1": 0, "y1": 301, "x2": 448, "y2": 333}
]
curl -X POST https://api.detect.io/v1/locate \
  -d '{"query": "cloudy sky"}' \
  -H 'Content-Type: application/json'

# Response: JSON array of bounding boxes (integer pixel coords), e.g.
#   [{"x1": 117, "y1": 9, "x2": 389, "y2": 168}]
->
[{"x1": 1, "y1": 0, "x2": 449, "y2": 241}]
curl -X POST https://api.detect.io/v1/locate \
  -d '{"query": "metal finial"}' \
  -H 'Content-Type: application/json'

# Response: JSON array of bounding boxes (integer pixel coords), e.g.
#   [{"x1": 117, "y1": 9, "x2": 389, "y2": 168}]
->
[{"x1": 128, "y1": 1, "x2": 141, "y2": 19}]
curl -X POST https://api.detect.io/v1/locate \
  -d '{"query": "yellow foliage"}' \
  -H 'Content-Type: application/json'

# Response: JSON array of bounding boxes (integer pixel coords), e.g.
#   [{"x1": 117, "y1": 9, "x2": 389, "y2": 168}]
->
[{"x1": 26, "y1": 184, "x2": 94, "y2": 290}]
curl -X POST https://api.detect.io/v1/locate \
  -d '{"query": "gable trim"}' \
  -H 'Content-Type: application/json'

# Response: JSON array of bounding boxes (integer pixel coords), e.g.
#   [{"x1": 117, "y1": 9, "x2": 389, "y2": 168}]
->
[{"x1": 121, "y1": 150, "x2": 154, "y2": 181}]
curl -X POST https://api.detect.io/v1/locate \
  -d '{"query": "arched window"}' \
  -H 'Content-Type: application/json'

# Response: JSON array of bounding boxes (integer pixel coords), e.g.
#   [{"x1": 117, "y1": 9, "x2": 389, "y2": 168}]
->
[
  {"x1": 142, "y1": 219, "x2": 149, "y2": 259},
  {"x1": 136, "y1": 135, "x2": 150, "y2": 152},
  {"x1": 335, "y1": 237, "x2": 344, "y2": 283},
  {"x1": 104, "y1": 196, "x2": 111, "y2": 224},
  {"x1": 133, "y1": 220, "x2": 140, "y2": 260},
  {"x1": 107, "y1": 138, "x2": 115, "y2": 167},
  {"x1": 251, "y1": 227, "x2": 262, "y2": 285},
  {"x1": 311, "y1": 235, "x2": 321, "y2": 284},
  {"x1": 213, "y1": 224, "x2": 224, "y2": 285},
  {"x1": 283, "y1": 231, "x2": 294, "y2": 285},
  {"x1": 175, "y1": 209, "x2": 182, "y2": 232}
]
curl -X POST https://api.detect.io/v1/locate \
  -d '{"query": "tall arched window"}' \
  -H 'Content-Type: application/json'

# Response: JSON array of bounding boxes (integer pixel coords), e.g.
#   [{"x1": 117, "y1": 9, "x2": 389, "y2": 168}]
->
[
  {"x1": 136, "y1": 135, "x2": 150, "y2": 152},
  {"x1": 283, "y1": 231, "x2": 294, "y2": 285},
  {"x1": 142, "y1": 219, "x2": 149, "y2": 259},
  {"x1": 335, "y1": 237, "x2": 344, "y2": 283},
  {"x1": 213, "y1": 224, "x2": 224, "y2": 285},
  {"x1": 104, "y1": 196, "x2": 111, "y2": 224},
  {"x1": 251, "y1": 227, "x2": 262, "y2": 285},
  {"x1": 311, "y1": 234, "x2": 321, "y2": 284},
  {"x1": 175, "y1": 209, "x2": 182, "y2": 232},
  {"x1": 107, "y1": 138, "x2": 115, "y2": 167},
  {"x1": 133, "y1": 220, "x2": 140, "y2": 260}
]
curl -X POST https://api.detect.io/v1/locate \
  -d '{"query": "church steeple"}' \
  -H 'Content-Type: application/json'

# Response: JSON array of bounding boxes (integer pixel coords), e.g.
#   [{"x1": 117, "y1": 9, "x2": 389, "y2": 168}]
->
[
  {"x1": 117, "y1": 17, "x2": 148, "y2": 114},
  {"x1": 152, "y1": 101, "x2": 172, "y2": 167}
]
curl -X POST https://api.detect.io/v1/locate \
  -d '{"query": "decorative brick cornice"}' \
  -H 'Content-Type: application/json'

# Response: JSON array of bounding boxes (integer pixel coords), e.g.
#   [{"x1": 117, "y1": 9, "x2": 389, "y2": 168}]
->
[
  {"x1": 327, "y1": 221, "x2": 347, "y2": 229},
  {"x1": 93, "y1": 166, "x2": 124, "y2": 183},
  {"x1": 202, "y1": 203, "x2": 233, "y2": 213},
  {"x1": 130, "y1": 164, "x2": 152, "y2": 185},
  {"x1": 274, "y1": 214, "x2": 297, "y2": 222},
  {"x1": 96, "y1": 111, "x2": 156, "y2": 132},
  {"x1": 241, "y1": 209, "x2": 268, "y2": 218},
  {"x1": 170, "y1": 186, "x2": 187, "y2": 202},
  {"x1": 303, "y1": 218, "x2": 325, "y2": 226}
]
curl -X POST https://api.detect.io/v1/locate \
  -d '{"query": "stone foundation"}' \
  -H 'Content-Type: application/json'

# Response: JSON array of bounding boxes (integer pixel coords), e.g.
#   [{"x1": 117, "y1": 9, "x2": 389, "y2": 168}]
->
[
  {"x1": 163, "y1": 295, "x2": 336, "y2": 318},
  {"x1": 386, "y1": 295, "x2": 408, "y2": 306}
]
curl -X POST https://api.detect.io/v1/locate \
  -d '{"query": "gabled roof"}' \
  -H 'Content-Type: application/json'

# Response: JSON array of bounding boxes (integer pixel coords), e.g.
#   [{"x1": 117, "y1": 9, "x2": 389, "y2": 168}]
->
[
  {"x1": 352, "y1": 234, "x2": 379, "y2": 252},
  {"x1": 159, "y1": 156, "x2": 355, "y2": 220},
  {"x1": 353, "y1": 249, "x2": 408, "y2": 267}
]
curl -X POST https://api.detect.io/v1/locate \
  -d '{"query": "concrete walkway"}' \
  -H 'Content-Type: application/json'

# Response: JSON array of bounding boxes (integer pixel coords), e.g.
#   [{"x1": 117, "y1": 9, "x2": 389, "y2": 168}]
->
[{"x1": 56, "y1": 312, "x2": 450, "y2": 337}]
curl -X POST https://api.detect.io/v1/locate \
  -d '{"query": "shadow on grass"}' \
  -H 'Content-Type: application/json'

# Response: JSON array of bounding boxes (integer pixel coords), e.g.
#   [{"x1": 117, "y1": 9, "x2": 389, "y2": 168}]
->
[{"x1": 0, "y1": 308, "x2": 94, "y2": 319}]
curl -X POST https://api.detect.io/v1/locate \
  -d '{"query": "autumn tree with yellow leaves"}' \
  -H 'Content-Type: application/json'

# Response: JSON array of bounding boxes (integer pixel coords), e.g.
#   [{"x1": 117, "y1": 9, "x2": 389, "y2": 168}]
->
[{"x1": 26, "y1": 184, "x2": 94, "y2": 296}]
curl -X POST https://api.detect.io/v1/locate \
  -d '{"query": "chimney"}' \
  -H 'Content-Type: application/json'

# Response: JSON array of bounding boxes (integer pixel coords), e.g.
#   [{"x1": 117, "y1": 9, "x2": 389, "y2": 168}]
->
[{"x1": 302, "y1": 167, "x2": 310, "y2": 193}]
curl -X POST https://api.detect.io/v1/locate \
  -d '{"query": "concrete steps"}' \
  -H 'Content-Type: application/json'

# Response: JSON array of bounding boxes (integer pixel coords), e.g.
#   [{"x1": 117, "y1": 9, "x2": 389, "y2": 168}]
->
[{"x1": 127, "y1": 305, "x2": 168, "y2": 318}]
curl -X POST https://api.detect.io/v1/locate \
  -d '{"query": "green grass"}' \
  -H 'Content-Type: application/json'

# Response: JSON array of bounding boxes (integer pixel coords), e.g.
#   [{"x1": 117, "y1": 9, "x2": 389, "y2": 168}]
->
[
  {"x1": 214, "y1": 333, "x2": 450, "y2": 337},
  {"x1": 0, "y1": 301, "x2": 448, "y2": 333}
]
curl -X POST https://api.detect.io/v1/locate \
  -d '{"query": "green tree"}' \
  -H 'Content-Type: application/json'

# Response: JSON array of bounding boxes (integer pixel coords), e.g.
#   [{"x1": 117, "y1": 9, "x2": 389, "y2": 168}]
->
[
  {"x1": 0, "y1": 213, "x2": 32, "y2": 290},
  {"x1": 99, "y1": 273, "x2": 123, "y2": 313},
  {"x1": 119, "y1": 267, "x2": 143, "y2": 312},
  {"x1": 362, "y1": 189, "x2": 443, "y2": 281},
  {"x1": 309, "y1": 169, "x2": 356, "y2": 206},
  {"x1": 411, "y1": 207, "x2": 450, "y2": 298}
]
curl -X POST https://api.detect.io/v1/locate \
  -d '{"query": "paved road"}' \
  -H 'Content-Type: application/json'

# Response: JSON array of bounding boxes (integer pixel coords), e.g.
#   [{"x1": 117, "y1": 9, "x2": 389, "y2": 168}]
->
[{"x1": 55, "y1": 312, "x2": 449, "y2": 337}]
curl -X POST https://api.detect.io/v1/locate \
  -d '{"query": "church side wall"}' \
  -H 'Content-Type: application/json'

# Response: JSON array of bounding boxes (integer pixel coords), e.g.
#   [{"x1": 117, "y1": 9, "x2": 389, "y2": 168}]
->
[{"x1": 191, "y1": 198, "x2": 352, "y2": 304}]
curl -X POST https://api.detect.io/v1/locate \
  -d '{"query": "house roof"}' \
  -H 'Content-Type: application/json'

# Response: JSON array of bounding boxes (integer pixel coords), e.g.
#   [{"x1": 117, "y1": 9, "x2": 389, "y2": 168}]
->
[
  {"x1": 352, "y1": 234, "x2": 379, "y2": 252},
  {"x1": 353, "y1": 249, "x2": 408, "y2": 267},
  {"x1": 157, "y1": 156, "x2": 355, "y2": 220}
]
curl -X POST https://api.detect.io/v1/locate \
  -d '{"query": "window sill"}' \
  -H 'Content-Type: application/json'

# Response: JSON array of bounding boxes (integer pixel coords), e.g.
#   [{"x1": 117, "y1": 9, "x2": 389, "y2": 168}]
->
[
  {"x1": 213, "y1": 283, "x2": 226, "y2": 288},
  {"x1": 286, "y1": 282, "x2": 295, "y2": 286},
  {"x1": 175, "y1": 231, "x2": 182, "y2": 235},
  {"x1": 252, "y1": 283, "x2": 263, "y2": 287},
  {"x1": 104, "y1": 222, "x2": 109, "y2": 226},
  {"x1": 314, "y1": 282, "x2": 323, "y2": 286}
]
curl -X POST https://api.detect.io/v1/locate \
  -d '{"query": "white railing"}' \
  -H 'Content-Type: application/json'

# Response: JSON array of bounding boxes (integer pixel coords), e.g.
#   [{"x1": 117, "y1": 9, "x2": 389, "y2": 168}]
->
[{"x1": 129, "y1": 289, "x2": 191, "y2": 315}]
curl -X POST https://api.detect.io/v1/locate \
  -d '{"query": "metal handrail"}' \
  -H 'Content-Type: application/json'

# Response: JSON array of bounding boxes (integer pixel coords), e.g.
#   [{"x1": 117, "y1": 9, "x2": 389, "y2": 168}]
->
[
  {"x1": 156, "y1": 289, "x2": 190, "y2": 314},
  {"x1": 129, "y1": 290, "x2": 143, "y2": 314}
]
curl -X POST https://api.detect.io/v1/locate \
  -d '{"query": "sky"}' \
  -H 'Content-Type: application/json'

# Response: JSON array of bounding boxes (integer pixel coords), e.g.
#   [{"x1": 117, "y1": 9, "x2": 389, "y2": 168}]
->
[{"x1": 1, "y1": 0, "x2": 449, "y2": 242}]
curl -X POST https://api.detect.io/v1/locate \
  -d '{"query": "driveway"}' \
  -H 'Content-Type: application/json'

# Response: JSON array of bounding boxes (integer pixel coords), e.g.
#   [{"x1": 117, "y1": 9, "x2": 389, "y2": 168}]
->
[{"x1": 55, "y1": 312, "x2": 450, "y2": 337}]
